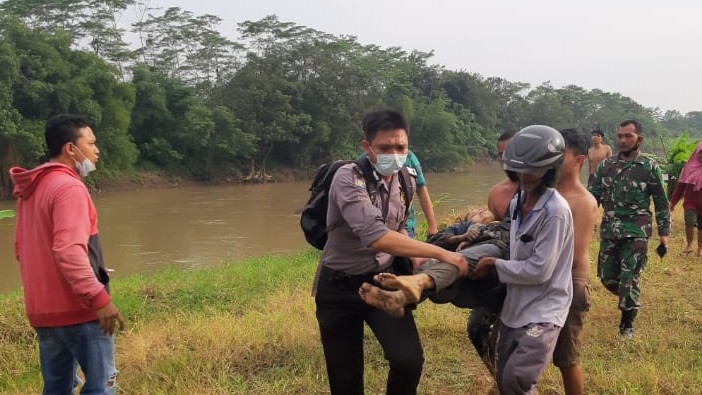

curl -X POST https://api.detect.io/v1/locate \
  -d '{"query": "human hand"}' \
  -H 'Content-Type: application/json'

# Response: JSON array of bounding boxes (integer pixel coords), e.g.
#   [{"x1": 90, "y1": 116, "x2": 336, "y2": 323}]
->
[
  {"x1": 427, "y1": 225, "x2": 439, "y2": 237},
  {"x1": 462, "y1": 224, "x2": 481, "y2": 243},
  {"x1": 443, "y1": 251, "x2": 468, "y2": 277},
  {"x1": 96, "y1": 302, "x2": 125, "y2": 335},
  {"x1": 660, "y1": 235, "x2": 670, "y2": 247},
  {"x1": 470, "y1": 257, "x2": 497, "y2": 279}
]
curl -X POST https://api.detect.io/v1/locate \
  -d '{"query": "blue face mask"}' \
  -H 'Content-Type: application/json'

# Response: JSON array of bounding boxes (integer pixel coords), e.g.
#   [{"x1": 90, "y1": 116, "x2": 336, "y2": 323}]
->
[{"x1": 371, "y1": 149, "x2": 407, "y2": 176}]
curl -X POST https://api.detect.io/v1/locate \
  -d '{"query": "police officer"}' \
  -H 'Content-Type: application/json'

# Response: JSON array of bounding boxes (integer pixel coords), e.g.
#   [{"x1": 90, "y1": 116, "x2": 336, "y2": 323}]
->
[
  {"x1": 313, "y1": 109, "x2": 466, "y2": 395},
  {"x1": 589, "y1": 119, "x2": 670, "y2": 337}
]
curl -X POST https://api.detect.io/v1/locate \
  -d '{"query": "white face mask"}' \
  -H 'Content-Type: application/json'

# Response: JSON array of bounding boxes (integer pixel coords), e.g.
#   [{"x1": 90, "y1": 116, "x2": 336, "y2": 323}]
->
[
  {"x1": 72, "y1": 144, "x2": 96, "y2": 178},
  {"x1": 370, "y1": 149, "x2": 407, "y2": 176}
]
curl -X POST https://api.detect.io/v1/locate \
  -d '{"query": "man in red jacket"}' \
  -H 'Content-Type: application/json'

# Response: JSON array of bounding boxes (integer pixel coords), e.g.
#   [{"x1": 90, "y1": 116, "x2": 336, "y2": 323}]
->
[{"x1": 11, "y1": 114, "x2": 125, "y2": 394}]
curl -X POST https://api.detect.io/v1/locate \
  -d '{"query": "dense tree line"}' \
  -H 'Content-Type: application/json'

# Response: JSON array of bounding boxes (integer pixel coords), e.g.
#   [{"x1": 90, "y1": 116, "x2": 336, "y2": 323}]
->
[{"x1": 0, "y1": 1, "x2": 700, "y2": 198}]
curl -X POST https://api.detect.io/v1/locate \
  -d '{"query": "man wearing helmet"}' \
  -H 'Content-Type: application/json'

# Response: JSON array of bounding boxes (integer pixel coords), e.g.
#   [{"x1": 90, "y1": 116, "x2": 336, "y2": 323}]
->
[
  {"x1": 471, "y1": 125, "x2": 574, "y2": 395},
  {"x1": 589, "y1": 120, "x2": 670, "y2": 338}
]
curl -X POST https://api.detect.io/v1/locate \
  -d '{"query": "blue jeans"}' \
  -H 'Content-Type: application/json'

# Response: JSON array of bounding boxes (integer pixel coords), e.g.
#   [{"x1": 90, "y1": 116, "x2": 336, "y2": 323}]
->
[{"x1": 35, "y1": 321, "x2": 117, "y2": 395}]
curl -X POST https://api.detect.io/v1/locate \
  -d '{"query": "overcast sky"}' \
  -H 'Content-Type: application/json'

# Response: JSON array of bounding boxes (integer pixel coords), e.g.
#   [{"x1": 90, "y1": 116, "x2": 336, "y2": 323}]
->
[{"x1": 152, "y1": 0, "x2": 700, "y2": 114}]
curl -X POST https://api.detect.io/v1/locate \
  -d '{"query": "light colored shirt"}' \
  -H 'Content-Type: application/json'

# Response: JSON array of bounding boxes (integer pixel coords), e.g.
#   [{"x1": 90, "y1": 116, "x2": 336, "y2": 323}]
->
[{"x1": 495, "y1": 188, "x2": 574, "y2": 328}]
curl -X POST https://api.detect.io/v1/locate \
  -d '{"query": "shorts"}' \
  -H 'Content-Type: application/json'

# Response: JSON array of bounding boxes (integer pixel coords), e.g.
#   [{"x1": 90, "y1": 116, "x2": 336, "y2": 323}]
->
[
  {"x1": 552, "y1": 281, "x2": 591, "y2": 368},
  {"x1": 684, "y1": 209, "x2": 702, "y2": 230}
]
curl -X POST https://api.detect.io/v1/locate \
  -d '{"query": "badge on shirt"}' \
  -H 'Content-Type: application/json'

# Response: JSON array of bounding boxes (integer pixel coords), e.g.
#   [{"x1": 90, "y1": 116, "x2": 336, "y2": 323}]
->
[{"x1": 353, "y1": 172, "x2": 366, "y2": 188}]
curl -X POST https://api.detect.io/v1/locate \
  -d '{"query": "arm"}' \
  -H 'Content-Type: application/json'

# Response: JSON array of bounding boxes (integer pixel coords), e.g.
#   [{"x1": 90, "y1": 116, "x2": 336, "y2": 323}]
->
[
  {"x1": 650, "y1": 163, "x2": 671, "y2": 238},
  {"x1": 669, "y1": 181, "x2": 685, "y2": 209},
  {"x1": 417, "y1": 185, "x2": 438, "y2": 235},
  {"x1": 371, "y1": 231, "x2": 468, "y2": 276},
  {"x1": 588, "y1": 161, "x2": 604, "y2": 203}
]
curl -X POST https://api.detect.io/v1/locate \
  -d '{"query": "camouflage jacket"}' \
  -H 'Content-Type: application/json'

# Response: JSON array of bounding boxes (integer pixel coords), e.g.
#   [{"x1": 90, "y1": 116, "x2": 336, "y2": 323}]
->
[{"x1": 589, "y1": 153, "x2": 671, "y2": 239}]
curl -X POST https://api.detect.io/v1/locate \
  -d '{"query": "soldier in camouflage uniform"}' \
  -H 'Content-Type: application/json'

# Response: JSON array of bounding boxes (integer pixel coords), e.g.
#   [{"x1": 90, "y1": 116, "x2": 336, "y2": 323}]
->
[{"x1": 589, "y1": 119, "x2": 670, "y2": 338}]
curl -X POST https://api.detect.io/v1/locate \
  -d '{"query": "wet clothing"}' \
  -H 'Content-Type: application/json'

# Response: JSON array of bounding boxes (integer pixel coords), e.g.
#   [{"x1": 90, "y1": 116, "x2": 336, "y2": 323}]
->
[
  {"x1": 314, "y1": 158, "x2": 421, "y2": 395},
  {"x1": 467, "y1": 307, "x2": 500, "y2": 374},
  {"x1": 589, "y1": 153, "x2": 670, "y2": 239},
  {"x1": 10, "y1": 163, "x2": 111, "y2": 327},
  {"x1": 597, "y1": 238, "x2": 648, "y2": 311}
]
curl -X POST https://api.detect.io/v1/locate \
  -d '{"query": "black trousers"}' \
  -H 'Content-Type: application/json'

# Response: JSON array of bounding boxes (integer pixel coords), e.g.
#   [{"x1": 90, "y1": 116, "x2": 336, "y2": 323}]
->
[{"x1": 315, "y1": 266, "x2": 424, "y2": 395}]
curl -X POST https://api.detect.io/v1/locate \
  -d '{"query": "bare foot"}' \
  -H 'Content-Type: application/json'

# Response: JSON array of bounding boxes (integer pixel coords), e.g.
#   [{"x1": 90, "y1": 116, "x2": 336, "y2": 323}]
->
[
  {"x1": 683, "y1": 246, "x2": 693, "y2": 254},
  {"x1": 358, "y1": 283, "x2": 406, "y2": 318},
  {"x1": 372, "y1": 273, "x2": 430, "y2": 305}
]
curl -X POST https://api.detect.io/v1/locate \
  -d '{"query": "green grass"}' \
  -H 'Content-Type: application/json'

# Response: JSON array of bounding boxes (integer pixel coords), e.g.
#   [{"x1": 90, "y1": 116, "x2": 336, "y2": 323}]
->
[{"x1": 2, "y1": 216, "x2": 702, "y2": 394}]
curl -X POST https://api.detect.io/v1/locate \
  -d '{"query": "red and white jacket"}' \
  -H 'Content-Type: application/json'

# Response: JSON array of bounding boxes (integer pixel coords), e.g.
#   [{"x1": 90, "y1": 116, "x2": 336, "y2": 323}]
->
[{"x1": 10, "y1": 162, "x2": 110, "y2": 328}]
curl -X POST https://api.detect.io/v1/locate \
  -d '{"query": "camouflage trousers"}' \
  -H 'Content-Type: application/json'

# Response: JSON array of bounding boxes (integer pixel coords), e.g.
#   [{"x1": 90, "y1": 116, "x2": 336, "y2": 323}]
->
[{"x1": 597, "y1": 238, "x2": 648, "y2": 311}]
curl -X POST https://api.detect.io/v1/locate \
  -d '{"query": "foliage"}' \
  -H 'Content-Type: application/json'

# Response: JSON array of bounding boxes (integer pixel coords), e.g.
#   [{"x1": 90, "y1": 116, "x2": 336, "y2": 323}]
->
[
  {"x1": 0, "y1": 5, "x2": 699, "y2": 187},
  {"x1": 661, "y1": 133, "x2": 700, "y2": 179},
  {"x1": 0, "y1": 209, "x2": 15, "y2": 219}
]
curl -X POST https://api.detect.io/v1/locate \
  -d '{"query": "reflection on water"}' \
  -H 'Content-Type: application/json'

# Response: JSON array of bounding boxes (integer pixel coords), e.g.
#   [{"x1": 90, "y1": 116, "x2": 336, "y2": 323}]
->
[{"x1": 0, "y1": 163, "x2": 507, "y2": 293}]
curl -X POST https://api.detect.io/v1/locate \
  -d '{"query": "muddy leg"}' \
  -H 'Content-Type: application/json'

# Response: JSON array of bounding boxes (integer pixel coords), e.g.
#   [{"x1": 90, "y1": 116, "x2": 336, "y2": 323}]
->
[
  {"x1": 372, "y1": 273, "x2": 434, "y2": 305},
  {"x1": 358, "y1": 283, "x2": 407, "y2": 318}
]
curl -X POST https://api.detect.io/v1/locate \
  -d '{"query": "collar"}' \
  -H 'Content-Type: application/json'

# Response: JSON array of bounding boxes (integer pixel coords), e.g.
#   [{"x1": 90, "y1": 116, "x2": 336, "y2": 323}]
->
[{"x1": 616, "y1": 151, "x2": 647, "y2": 164}]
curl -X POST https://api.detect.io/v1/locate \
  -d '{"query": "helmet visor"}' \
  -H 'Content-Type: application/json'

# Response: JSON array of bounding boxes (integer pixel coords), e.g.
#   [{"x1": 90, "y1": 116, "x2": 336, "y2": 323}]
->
[{"x1": 503, "y1": 162, "x2": 549, "y2": 177}]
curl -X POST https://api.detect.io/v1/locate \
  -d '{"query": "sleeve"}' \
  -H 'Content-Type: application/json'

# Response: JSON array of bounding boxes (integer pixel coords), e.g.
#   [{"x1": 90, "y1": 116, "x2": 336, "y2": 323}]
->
[
  {"x1": 406, "y1": 151, "x2": 426, "y2": 187},
  {"x1": 649, "y1": 162, "x2": 671, "y2": 236},
  {"x1": 669, "y1": 181, "x2": 685, "y2": 208},
  {"x1": 52, "y1": 184, "x2": 111, "y2": 309},
  {"x1": 329, "y1": 166, "x2": 389, "y2": 247},
  {"x1": 588, "y1": 161, "x2": 604, "y2": 204},
  {"x1": 495, "y1": 214, "x2": 570, "y2": 285}
]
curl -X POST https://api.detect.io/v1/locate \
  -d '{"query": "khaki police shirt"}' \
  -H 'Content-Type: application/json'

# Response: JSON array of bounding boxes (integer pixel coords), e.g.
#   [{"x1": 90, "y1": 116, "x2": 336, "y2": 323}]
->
[{"x1": 313, "y1": 163, "x2": 410, "y2": 291}]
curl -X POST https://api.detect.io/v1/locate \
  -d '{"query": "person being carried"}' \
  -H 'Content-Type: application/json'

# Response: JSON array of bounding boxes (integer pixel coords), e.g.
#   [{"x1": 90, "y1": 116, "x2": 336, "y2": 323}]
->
[{"x1": 358, "y1": 209, "x2": 510, "y2": 319}]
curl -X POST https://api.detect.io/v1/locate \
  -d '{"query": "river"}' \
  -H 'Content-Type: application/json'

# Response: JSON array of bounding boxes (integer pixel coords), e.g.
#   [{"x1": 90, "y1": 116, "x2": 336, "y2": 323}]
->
[{"x1": 0, "y1": 163, "x2": 508, "y2": 294}]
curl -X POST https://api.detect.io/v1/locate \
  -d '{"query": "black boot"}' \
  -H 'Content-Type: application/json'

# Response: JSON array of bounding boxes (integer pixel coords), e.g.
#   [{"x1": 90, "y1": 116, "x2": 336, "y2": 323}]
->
[{"x1": 619, "y1": 309, "x2": 637, "y2": 338}]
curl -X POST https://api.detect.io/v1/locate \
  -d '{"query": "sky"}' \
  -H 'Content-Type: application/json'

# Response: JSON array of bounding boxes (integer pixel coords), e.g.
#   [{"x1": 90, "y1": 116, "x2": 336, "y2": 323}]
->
[{"x1": 147, "y1": 0, "x2": 701, "y2": 114}]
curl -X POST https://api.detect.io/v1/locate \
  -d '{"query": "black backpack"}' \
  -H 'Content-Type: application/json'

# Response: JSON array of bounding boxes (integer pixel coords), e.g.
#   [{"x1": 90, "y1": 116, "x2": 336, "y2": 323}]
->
[{"x1": 300, "y1": 158, "x2": 415, "y2": 250}]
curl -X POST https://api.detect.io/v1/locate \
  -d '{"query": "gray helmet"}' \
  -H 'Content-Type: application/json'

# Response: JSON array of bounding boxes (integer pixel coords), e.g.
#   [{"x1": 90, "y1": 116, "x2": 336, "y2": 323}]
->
[{"x1": 502, "y1": 125, "x2": 564, "y2": 176}]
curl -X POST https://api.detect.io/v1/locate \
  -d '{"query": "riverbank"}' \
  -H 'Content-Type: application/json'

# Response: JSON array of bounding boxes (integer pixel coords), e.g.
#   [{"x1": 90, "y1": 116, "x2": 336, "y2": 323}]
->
[{"x1": 2, "y1": 213, "x2": 700, "y2": 394}]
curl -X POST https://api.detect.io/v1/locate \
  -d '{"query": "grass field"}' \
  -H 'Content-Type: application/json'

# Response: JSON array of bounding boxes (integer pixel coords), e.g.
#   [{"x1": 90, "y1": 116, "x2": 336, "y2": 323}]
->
[{"x1": 1, "y1": 209, "x2": 701, "y2": 394}]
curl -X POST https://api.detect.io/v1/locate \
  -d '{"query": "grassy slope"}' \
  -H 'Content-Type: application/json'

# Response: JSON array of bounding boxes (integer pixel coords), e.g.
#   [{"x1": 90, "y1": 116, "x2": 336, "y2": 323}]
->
[{"x1": 1, "y1": 211, "x2": 702, "y2": 394}]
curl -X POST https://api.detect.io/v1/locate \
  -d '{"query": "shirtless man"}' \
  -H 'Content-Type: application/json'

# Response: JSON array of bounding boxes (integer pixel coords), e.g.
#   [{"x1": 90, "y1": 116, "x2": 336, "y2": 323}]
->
[
  {"x1": 488, "y1": 131, "x2": 519, "y2": 219},
  {"x1": 587, "y1": 130, "x2": 612, "y2": 188},
  {"x1": 554, "y1": 129, "x2": 599, "y2": 395}
]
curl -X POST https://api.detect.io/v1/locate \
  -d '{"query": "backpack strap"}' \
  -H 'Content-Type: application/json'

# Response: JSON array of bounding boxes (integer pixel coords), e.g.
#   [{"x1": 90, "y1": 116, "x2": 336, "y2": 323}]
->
[
  {"x1": 354, "y1": 157, "x2": 416, "y2": 221},
  {"x1": 398, "y1": 166, "x2": 416, "y2": 219},
  {"x1": 353, "y1": 157, "x2": 379, "y2": 206}
]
